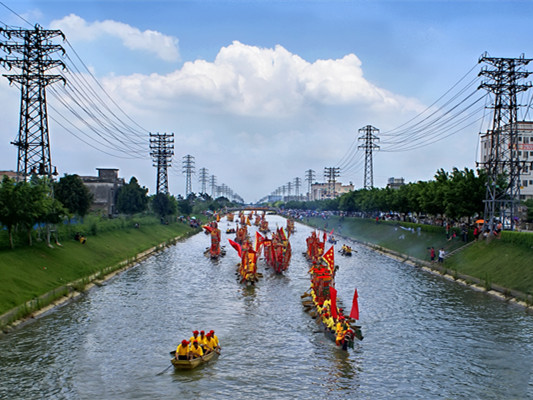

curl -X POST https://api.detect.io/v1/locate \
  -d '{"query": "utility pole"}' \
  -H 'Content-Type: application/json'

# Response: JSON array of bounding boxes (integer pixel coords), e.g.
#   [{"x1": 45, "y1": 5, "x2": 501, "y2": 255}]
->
[
  {"x1": 209, "y1": 175, "x2": 217, "y2": 198},
  {"x1": 294, "y1": 177, "x2": 301, "y2": 199},
  {"x1": 287, "y1": 181, "x2": 292, "y2": 197},
  {"x1": 358, "y1": 125, "x2": 380, "y2": 189},
  {"x1": 182, "y1": 154, "x2": 195, "y2": 196},
  {"x1": 149, "y1": 133, "x2": 174, "y2": 195},
  {"x1": 324, "y1": 167, "x2": 340, "y2": 198},
  {"x1": 305, "y1": 169, "x2": 315, "y2": 201},
  {"x1": 198, "y1": 167, "x2": 209, "y2": 194},
  {"x1": 478, "y1": 53, "x2": 532, "y2": 231},
  {"x1": 0, "y1": 25, "x2": 65, "y2": 180}
]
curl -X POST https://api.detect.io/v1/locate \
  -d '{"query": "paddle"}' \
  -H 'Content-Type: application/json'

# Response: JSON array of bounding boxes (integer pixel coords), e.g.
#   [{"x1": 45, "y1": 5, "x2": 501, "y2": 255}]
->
[{"x1": 156, "y1": 364, "x2": 173, "y2": 376}]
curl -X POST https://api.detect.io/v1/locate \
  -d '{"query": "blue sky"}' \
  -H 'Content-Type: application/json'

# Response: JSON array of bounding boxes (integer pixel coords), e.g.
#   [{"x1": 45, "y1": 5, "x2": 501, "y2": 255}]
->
[{"x1": 1, "y1": 0, "x2": 533, "y2": 202}]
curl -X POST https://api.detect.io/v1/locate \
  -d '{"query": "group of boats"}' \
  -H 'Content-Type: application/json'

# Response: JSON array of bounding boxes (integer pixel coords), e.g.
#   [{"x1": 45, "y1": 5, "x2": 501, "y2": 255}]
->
[
  {"x1": 168, "y1": 212, "x2": 361, "y2": 373},
  {"x1": 302, "y1": 231, "x2": 363, "y2": 350}
]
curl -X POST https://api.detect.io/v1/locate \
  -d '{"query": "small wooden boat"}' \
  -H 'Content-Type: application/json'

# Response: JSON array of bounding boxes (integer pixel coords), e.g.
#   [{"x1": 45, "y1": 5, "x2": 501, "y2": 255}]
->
[{"x1": 170, "y1": 349, "x2": 217, "y2": 370}]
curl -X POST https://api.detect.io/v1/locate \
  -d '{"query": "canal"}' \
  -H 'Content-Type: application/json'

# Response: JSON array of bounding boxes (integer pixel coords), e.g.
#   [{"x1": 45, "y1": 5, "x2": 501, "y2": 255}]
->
[{"x1": 1, "y1": 214, "x2": 532, "y2": 399}]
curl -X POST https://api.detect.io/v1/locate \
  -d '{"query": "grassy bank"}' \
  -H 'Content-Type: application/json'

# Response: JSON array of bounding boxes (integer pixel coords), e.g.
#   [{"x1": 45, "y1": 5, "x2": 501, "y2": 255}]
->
[
  {"x1": 305, "y1": 216, "x2": 533, "y2": 300},
  {"x1": 306, "y1": 215, "x2": 466, "y2": 260},
  {"x1": 0, "y1": 219, "x2": 200, "y2": 323}
]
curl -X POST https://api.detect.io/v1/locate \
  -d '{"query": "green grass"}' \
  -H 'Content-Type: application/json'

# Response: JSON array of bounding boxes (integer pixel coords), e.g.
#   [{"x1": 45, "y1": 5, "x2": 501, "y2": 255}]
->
[
  {"x1": 306, "y1": 216, "x2": 466, "y2": 260},
  {"x1": 445, "y1": 240, "x2": 533, "y2": 296},
  {"x1": 305, "y1": 215, "x2": 533, "y2": 298},
  {"x1": 0, "y1": 221, "x2": 199, "y2": 318}
]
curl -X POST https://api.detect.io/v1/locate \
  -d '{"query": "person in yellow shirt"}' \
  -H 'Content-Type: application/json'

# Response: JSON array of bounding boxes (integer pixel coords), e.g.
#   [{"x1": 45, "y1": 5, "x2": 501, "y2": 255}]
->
[
  {"x1": 197, "y1": 330, "x2": 208, "y2": 347},
  {"x1": 204, "y1": 332, "x2": 218, "y2": 354},
  {"x1": 189, "y1": 330, "x2": 199, "y2": 343},
  {"x1": 209, "y1": 330, "x2": 221, "y2": 349},
  {"x1": 188, "y1": 340, "x2": 204, "y2": 360},
  {"x1": 175, "y1": 340, "x2": 189, "y2": 360}
]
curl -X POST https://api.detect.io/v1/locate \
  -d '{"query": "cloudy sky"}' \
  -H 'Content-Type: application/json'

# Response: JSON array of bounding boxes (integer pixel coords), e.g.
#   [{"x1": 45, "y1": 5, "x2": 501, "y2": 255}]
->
[{"x1": 1, "y1": 0, "x2": 533, "y2": 203}]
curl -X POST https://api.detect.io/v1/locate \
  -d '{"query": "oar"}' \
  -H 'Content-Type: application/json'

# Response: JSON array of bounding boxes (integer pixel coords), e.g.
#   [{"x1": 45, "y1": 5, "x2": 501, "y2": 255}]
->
[{"x1": 156, "y1": 363, "x2": 173, "y2": 376}]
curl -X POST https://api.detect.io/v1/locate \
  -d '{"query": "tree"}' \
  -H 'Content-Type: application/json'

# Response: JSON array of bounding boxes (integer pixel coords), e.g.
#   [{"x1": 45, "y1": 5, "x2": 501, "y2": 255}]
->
[
  {"x1": 54, "y1": 174, "x2": 93, "y2": 218},
  {"x1": 116, "y1": 177, "x2": 149, "y2": 214},
  {"x1": 0, "y1": 176, "x2": 24, "y2": 248},
  {"x1": 152, "y1": 193, "x2": 177, "y2": 219}
]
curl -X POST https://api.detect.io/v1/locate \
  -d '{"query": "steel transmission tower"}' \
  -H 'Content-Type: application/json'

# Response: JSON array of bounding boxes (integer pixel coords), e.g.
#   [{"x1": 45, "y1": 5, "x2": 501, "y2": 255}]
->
[
  {"x1": 209, "y1": 175, "x2": 217, "y2": 198},
  {"x1": 198, "y1": 167, "x2": 209, "y2": 194},
  {"x1": 358, "y1": 125, "x2": 380, "y2": 189},
  {"x1": 0, "y1": 25, "x2": 66, "y2": 180},
  {"x1": 478, "y1": 54, "x2": 532, "y2": 231},
  {"x1": 324, "y1": 167, "x2": 340, "y2": 198},
  {"x1": 305, "y1": 169, "x2": 315, "y2": 200},
  {"x1": 294, "y1": 177, "x2": 301, "y2": 199},
  {"x1": 182, "y1": 155, "x2": 195, "y2": 196},
  {"x1": 149, "y1": 133, "x2": 174, "y2": 194}
]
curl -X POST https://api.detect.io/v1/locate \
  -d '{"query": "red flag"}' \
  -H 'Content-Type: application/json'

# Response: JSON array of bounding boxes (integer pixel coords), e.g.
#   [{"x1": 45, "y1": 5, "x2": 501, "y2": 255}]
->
[
  {"x1": 228, "y1": 239, "x2": 242, "y2": 257},
  {"x1": 255, "y1": 231, "x2": 265, "y2": 252},
  {"x1": 349, "y1": 289, "x2": 359, "y2": 320},
  {"x1": 329, "y1": 228, "x2": 334, "y2": 236},
  {"x1": 330, "y1": 286, "x2": 338, "y2": 319},
  {"x1": 203, "y1": 225, "x2": 213, "y2": 233},
  {"x1": 322, "y1": 246, "x2": 335, "y2": 271}
]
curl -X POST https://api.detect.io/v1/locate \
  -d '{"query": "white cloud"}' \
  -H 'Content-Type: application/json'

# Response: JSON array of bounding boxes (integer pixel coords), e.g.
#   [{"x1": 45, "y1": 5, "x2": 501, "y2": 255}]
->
[
  {"x1": 50, "y1": 14, "x2": 180, "y2": 62},
  {"x1": 104, "y1": 41, "x2": 424, "y2": 119}
]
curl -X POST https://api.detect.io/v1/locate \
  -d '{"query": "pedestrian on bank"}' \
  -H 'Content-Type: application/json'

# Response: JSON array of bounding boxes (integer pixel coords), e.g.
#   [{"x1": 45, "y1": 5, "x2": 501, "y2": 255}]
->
[
  {"x1": 429, "y1": 247, "x2": 435, "y2": 262},
  {"x1": 438, "y1": 248, "x2": 445, "y2": 263}
]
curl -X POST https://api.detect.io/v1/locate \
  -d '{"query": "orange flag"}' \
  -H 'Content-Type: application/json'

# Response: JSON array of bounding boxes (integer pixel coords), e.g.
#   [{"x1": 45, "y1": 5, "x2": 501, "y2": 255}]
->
[{"x1": 322, "y1": 246, "x2": 335, "y2": 271}]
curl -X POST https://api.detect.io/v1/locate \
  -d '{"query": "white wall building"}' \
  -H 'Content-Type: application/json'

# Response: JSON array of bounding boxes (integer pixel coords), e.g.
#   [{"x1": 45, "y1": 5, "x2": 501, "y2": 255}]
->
[{"x1": 479, "y1": 121, "x2": 533, "y2": 201}]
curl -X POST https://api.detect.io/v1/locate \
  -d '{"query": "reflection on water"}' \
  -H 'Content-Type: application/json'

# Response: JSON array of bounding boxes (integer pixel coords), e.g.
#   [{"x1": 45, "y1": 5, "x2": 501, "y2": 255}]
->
[{"x1": 1, "y1": 214, "x2": 533, "y2": 399}]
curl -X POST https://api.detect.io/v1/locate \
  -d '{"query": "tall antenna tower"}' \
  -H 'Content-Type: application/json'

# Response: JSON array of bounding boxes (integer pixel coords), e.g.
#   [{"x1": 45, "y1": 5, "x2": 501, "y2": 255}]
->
[
  {"x1": 324, "y1": 167, "x2": 340, "y2": 198},
  {"x1": 358, "y1": 125, "x2": 380, "y2": 189},
  {"x1": 478, "y1": 53, "x2": 532, "y2": 231},
  {"x1": 305, "y1": 169, "x2": 315, "y2": 200},
  {"x1": 182, "y1": 154, "x2": 195, "y2": 196},
  {"x1": 198, "y1": 167, "x2": 209, "y2": 194},
  {"x1": 294, "y1": 177, "x2": 301, "y2": 199},
  {"x1": 0, "y1": 25, "x2": 65, "y2": 180},
  {"x1": 209, "y1": 175, "x2": 217, "y2": 198},
  {"x1": 149, "y1": 133, "x2": 174, "y2": 194}
]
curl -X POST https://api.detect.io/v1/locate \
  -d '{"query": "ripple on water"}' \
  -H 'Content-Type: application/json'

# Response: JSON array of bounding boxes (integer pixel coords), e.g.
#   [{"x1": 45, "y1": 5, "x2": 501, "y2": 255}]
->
[{"x1": 1, "y1": 215, "x2": 533, "y2": 399}]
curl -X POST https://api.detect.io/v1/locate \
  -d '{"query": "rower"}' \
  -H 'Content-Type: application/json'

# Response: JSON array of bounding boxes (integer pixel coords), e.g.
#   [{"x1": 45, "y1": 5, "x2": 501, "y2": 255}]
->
[
  {"x1": 189, "y1": 330, "x2": 199, "y2": 343},
  {"x1": 209, "y1": 330, "x2": 221, "y2": 349},
  {"x1": 197, "y1": 330, "x2": 208, "y2": 348},
  {"x1": 188, "y1": 340, "x2": 204, "y2": 360},
  {"x1": 204, "y1": 332, "x2": 219, "y2": 353},
  {"x1": 175, "y1": 340, "x2": 189, "y2": 360}
]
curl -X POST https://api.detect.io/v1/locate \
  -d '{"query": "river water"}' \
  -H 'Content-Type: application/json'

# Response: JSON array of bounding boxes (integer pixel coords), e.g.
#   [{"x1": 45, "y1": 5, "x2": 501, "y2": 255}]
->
[{"x1": 1, "y1": 214, "x2": 532, "y2": 399}]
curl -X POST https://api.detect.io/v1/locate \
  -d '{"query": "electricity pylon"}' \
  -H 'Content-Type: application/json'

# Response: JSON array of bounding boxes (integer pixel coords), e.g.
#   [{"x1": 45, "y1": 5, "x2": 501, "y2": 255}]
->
[
  {"x1": 0, "y1": 25, "x2": 65, "y2": 180},
  {"x1": 358, "y1": 125, "x2": 380, "y2": 189},
  {"x1": 149, "y1": 133, "x2": 174, "y2": 194},
  {"x1": 478, "y1": 53, "x2": 532, "y2": 231},
  {"x1": 182, "y1": 155, "x2": 195, "y2": 196}
]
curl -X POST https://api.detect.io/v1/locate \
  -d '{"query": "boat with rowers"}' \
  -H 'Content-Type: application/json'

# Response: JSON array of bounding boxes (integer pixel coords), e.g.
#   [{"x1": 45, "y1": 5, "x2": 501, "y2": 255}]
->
[{"x1": 170, "y1": 348, "x2": 218, "y2": 370}]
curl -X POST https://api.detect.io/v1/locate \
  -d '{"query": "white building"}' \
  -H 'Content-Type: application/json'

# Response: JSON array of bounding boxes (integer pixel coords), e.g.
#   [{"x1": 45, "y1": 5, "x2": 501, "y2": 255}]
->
[
  {"x1": 309, "y1": 181, "x2": 354, "y2": 201},
  {"x1": 479, "y1": 121, "x2": 533, "y2": 200}
]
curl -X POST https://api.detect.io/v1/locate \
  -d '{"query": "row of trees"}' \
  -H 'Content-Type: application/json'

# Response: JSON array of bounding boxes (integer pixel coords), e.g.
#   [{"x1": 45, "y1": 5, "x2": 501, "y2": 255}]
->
[
  {"x1": 1, "y1": 173, "x2": 243, "y2": 249},
  {"x1": 280, "y1": 168, "x2": 488, "y2": 221},
  {"x1": 0, "y1": 176, "x2": 67, "y2": 248}
]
